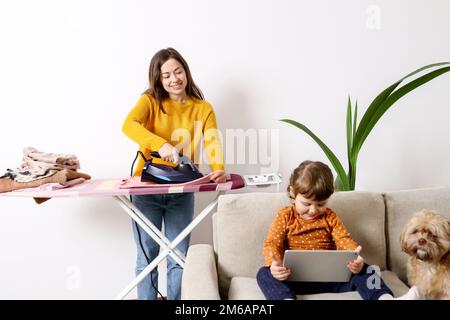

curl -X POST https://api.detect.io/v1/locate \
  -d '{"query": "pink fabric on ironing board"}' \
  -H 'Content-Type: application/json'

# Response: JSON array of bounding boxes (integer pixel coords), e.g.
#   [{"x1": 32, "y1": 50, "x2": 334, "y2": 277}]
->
[
  {"x1": 119, "y1": 173, "x2": 216, "y2": 189},
  {"x1": 0, "y1": 174, "x2": 245, "y2": 198},
  {"x1": 33, "y1": 177, "x2": 87, "y2": 191}
]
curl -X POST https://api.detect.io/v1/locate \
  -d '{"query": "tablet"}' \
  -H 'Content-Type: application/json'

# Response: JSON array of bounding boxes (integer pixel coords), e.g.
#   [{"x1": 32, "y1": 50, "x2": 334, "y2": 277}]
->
[{"x1": 283, "y1": 249, "x2": 359, "y2": 282}]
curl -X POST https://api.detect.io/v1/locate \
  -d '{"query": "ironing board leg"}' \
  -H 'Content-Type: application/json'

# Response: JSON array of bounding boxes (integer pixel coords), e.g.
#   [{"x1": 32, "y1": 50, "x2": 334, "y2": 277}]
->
[
  {"x1": 167, "y1": 192, "x2": 222, "y2": 253},
  {"x1": 113, "y1": 192, "x2": 222, "y2": 300},
  {"x1": 114, "y1": 195, "x2": 186, "y2": 264}
]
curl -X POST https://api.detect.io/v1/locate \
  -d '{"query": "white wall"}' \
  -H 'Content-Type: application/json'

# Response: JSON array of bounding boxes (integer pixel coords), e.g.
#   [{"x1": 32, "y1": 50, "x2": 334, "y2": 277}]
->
[{"x1": 0, "y1": 0, "x2": 449, "y2": 299}]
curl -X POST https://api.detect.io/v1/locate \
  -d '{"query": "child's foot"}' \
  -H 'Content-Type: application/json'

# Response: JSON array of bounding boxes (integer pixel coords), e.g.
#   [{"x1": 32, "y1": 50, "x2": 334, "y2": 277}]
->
[{"x1": 378, "y1": 286, "x2": 422, "y2": 300}]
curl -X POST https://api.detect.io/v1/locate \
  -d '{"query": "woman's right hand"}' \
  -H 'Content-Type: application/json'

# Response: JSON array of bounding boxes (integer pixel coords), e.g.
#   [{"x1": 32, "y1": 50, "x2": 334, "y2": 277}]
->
[
  {"x1": 269, "y1": 251, "x2": 291, "y2": 281},
  {"x1": 158, "y1": 143, "x2": 179, "y2": 164}
]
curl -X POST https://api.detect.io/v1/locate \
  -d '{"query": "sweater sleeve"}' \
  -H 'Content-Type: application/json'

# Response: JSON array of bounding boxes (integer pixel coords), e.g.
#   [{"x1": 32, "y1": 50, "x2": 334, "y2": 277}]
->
[
  {"x1": 326, "y1": 210, "x2": 359, "y2": 250},
  {"x1": 121, "y1": 95, "x2": 167, "y2": 151},
  {"x1": 263, "y1": 208, "x2": 289, "y2": 267},
  {"x1": 202, "y1": 106, "x2": 224, "y2": 172}
]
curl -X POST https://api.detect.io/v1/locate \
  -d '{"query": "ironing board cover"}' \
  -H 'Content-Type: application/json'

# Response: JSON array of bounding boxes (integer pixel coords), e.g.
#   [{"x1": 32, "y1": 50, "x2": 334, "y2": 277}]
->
[
  {"x1": 119, "y1": 173, "x2": 215, "y2": 189},
  {"x1": 0, "y1": 174, "x2": 245, "y2": 198}
]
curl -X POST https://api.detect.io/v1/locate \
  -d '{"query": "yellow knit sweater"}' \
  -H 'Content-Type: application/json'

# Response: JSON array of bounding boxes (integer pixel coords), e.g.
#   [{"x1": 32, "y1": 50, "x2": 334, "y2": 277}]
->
[{"x1": 122, "y1": 94, "x2": 224, "y2": 176}]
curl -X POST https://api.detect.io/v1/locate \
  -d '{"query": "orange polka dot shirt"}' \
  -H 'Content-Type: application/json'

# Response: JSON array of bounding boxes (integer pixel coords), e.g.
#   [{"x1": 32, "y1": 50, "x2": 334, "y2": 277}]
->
[{"x1": 263, "y1": 205, "x2": 359, "y2": 266}]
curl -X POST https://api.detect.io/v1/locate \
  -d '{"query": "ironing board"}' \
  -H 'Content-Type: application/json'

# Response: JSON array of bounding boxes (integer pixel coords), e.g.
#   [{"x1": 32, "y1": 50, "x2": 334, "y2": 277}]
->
[{"x1": 1, "y1": 174, "x2": 245, "y2": 299}]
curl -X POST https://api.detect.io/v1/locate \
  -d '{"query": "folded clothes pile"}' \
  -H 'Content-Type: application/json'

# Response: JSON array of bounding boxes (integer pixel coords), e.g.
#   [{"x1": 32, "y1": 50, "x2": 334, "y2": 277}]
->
[{"x1": 0, "y1": 147, "x2": 91, "y2": 198}]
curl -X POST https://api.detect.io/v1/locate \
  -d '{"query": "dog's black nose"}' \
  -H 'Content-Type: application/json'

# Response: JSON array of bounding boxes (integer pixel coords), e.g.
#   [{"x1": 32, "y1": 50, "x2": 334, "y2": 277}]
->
[{"x1": 418, "y1": 238, "x2": 427, "y2": 246}]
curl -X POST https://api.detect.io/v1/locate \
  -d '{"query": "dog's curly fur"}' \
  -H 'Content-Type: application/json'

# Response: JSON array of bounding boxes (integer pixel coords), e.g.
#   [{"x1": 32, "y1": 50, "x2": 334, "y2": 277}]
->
[{"x1": 400, "y1": 210, "x2": 450, "y2": 299}]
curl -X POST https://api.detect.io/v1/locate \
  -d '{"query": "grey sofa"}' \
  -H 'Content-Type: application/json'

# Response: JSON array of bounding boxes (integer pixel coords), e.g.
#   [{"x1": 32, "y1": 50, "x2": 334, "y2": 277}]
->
[{"x1": 181, "y1": 187, "x2": 450, "y2": 300}]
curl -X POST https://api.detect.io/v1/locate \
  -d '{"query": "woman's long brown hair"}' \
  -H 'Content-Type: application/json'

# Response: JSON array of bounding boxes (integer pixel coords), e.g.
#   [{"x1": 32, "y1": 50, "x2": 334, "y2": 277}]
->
[{"x1": 144, "y1": 47, "x2": 204, "y2": 113}]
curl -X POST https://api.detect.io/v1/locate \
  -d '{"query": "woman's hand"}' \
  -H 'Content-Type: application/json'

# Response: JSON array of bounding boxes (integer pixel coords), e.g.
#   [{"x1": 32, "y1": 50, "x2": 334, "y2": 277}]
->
[
  {"x1": 347, "y1": 246, "x2": 364, "y2": 274},
  {"x1": 158, "y1": 143, "x2": 179, "y2": 164},
  {"x1": 269, "y1": 251, "x2": 291, "y2": 281},
  {"x1": 210, "y1": 170, "x2": 227, "y2": 183}
]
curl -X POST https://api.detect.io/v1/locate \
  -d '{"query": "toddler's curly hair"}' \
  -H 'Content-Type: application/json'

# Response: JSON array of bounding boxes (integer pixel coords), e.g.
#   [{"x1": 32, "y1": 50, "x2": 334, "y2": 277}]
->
[{"x1": 288, "y1": 160, "x2": 334, "y2": 201}]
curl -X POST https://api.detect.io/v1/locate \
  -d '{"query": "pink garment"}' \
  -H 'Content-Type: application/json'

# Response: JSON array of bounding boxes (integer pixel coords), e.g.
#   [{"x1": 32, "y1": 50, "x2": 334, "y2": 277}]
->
[
  {"x1": 119, "y1": 173, "x2": 216, "y2": 189},
  {"x1": 18, "y1": 147, "x2": 80, "y2": 178},
  {"x1": 15, "y1": 177, "x2": 86, "y2": 192}
]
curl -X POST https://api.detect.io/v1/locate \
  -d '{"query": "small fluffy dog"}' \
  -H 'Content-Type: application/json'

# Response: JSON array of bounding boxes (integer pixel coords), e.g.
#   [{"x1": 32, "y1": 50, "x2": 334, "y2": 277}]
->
[{"x1": 400, "y1": 209, "x2": 450, "y2": 299}]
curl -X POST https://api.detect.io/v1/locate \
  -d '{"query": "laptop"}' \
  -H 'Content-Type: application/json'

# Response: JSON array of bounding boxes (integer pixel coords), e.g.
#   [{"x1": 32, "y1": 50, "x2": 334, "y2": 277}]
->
[{"x1": 283, "y1": 249, "x2": 359, "y2": 282}]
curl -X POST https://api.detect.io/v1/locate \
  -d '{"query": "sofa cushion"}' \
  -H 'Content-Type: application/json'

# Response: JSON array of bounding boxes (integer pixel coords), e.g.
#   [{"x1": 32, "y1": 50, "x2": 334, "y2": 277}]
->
[
  {"x1": 213, "y1": 191, "x2": 386, "y2": 298},
  {"x1": 384, "y1": 187, "x2": 450, "y2": 283},
  {"x1": 379, "y1": 270, "x2": 411, "y2": 297},
  {"x1": 228, "y1": 277, "x2": 266, "y2": 300},
  {"x1": 327, "y1": 191, "x2": 387, "y2": 269},
  {"x1": 227, "y1": 271, "x2": 409, "y2": 300},
  {"x1": 213, "y1": 192, "x2": 291, "y2": 298}
]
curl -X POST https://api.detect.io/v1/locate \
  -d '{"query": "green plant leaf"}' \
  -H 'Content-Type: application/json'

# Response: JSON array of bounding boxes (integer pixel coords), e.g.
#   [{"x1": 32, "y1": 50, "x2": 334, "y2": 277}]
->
[
  {"x1": 400, "y1": 62, "x2": 450, "y2": 81},
  {"x1": 346, "y1": 96, "x2": 352, "y2": 168},
  {"x1": 351, "y1": 81, "x2": 401, "y2": 158},
  {"x1": 347, "y1": 100, "x2": 358, "y2": 190},
  {"x1": 355, "y1": 65, "x2": 450, "y2": 156},
  {"x1": 353, "y1": 100, "x2": 358, "y2": 142},
  {"x1": 334, "y1": 175, "x2": 344, "y2": 191},
  {"x1": 349, "y1": 157, "x2": 357, "y2": 190},
  {"x1": 280, "y1": 119, "x2": 350, "y2": 190},
  {"x1": 352, "y1": 62, "x2": 450, "y2": 159}
]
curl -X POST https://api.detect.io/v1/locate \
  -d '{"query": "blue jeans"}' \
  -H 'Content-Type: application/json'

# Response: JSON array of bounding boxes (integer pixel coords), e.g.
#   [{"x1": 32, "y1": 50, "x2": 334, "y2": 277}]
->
[
  {"x1": 131, "y1": 193, "x2": 195, "y2": 300},
  {"x1": 256, "y1": 264, "x2": 393, "y2": 300}
]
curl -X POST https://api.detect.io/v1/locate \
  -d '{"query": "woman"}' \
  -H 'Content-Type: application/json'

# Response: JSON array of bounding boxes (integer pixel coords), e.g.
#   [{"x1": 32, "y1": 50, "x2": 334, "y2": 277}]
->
[{"x1": 122, "y1": 47, "x2": 226, "y2": 300}]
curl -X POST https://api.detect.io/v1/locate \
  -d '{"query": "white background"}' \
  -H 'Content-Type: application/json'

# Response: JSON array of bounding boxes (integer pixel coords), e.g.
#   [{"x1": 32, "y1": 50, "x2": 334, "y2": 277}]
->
[{"x1": 0, "y1": 0, "x2": 449, "y2": 299}]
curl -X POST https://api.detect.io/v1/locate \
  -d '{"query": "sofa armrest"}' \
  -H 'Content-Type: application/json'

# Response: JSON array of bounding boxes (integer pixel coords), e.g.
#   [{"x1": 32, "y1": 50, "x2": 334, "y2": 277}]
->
[{"x1": 181, "y1": 244, "x2": 221, "y2": 300}]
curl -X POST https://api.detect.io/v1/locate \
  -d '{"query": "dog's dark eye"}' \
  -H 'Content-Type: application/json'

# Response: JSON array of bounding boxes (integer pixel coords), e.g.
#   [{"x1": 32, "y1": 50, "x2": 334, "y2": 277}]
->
[{"x1": 411, "y1": 229, "x2": 418, "y2": 234}]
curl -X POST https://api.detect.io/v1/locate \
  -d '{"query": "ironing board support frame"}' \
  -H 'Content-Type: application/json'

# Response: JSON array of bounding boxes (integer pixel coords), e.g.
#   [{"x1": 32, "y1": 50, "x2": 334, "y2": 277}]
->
[{"x1": 113, "y1": 191, "x2": 223, "y2": 300}]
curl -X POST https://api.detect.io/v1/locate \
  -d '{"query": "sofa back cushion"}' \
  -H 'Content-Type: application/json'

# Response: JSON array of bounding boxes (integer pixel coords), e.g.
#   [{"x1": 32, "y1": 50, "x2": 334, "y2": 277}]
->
[
  {"x1": 213, "y1": 191, "x2": 386, "y2": 297},
  {"x1": 327, "y1": 191, "x2": 387, "y2": 269},
  {"x1": 384, "y1": 187, "x2": 450, "y2": 282}
]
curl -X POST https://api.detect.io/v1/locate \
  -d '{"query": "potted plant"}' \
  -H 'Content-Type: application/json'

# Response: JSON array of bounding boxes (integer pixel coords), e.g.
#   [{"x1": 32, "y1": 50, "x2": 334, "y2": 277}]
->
[{"x1": 281, "y1": 62, "x2": 450, "y2": 191}]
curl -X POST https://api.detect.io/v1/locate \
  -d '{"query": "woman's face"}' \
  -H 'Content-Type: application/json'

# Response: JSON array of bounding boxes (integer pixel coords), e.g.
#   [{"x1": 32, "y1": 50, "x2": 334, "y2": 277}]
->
[
  {"x1": 292, "y1": 191, "x2": 328, "y2": 220},
  {"x1": 160, "y1": 58, "x2": 187, "y2": 100}
]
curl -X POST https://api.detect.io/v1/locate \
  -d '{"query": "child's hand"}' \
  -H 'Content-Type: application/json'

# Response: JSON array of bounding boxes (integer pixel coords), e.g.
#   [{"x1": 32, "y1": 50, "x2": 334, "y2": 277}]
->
[
  {"x1": 269, "y1": 251, "x2": 291, "y2": 281},
  {"x1": 347, "y1": 246, "x2": 364, "y2": 274}
]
